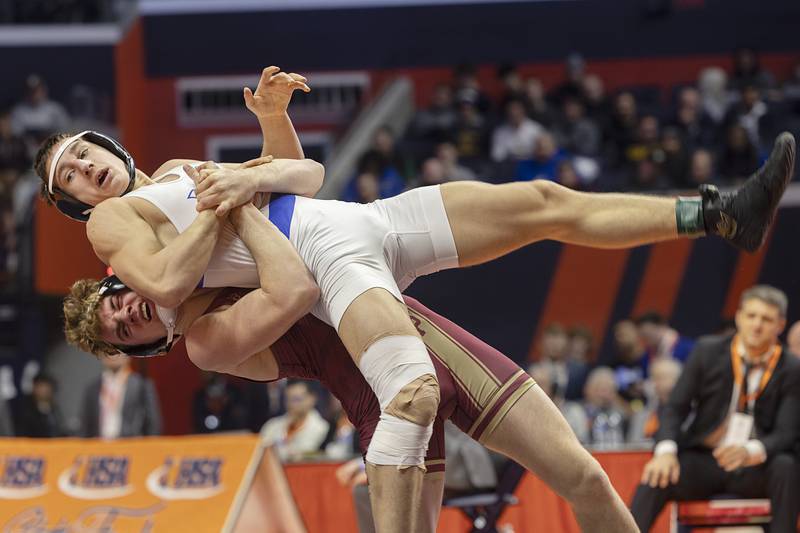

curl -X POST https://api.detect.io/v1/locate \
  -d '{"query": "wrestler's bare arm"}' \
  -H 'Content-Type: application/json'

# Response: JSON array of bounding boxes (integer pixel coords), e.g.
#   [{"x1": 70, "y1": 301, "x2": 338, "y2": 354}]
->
[
  {"x1": 184, "y1": 203, "x2": 318, "y2": 372},
  {"x1": 244, "y1": 66, "x2": 309, "y2": 160},
  {"x1": 87, "y1": 197, "x2": 224, "y2": 308}
]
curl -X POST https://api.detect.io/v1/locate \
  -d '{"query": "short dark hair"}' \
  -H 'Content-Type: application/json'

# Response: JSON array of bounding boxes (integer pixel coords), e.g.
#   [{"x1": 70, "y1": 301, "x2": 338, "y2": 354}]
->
[
  {"x1": 33, "y1": 372, "x2": 56, "y2": 388},
  {"x1": 740, "y1": 285, "x2": 788, "y2": 317},
  {"x1": 34, "y1": 132, "x2": 73, "y2": 206},
  {"x1": 634, "y1": 311, "x2": 667, "y2": 327}
]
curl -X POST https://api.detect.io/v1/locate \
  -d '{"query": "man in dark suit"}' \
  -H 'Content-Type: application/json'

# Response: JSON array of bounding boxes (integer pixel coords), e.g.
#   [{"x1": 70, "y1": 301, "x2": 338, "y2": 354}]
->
[
  {"x1": 631, "y1": 285, "x2": 800, "y2": 532},
  {"x1": 80, "y1": 354, "x2": 162, "y2": 438}
]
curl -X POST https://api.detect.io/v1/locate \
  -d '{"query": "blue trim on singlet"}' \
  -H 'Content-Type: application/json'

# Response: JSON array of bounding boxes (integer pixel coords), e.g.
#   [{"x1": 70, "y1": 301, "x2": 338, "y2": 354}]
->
[
  {"x1": 268, "y1": 194, "x2": 296, "y2": 239},
  {"x1": 197, "y1": 276, "x2": 204, "y2": 288}
]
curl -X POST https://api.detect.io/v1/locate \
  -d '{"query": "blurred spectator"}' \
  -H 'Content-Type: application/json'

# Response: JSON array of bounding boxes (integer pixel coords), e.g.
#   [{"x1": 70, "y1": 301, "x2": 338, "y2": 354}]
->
[
  {"x1": 450, "y1": 88, "x2": 489, "y2": 159},
  {"x1": 434, "y1": 142, "x2": 476, "y2": 182},
  {"x1": 625, "y1": 114, "x2": 661, "y2": 167},
  {"x1": 0, "y1": 109, "x2": 30, "y2": 173},
  {"x1": 670, "y1": 87, "x2": 717, "y2": 149},
  {"x1": 415, "y1": 158, "x2": 448, "y2": 187},
  {"x1": 787, "y1": 321, "x2": 800, "y2": 357},
  {"x1": 611, "y1": 320, "x2": 648, "y2": 403},
  {"x1": 629, "y1": 156, "x2": 669, "y2": 191},
  {"x1": 552, "y1": 97, "x2": 601, "y2": 157},
  {"x1": 534, "y1": 323, "x2": 588, "y2": 401},
  {"x1": 193, "y1": 372, "x2": 248, "y2": 433},
  {"x1": 550, "y1": 53, "x2": 586, "y2": 106},
  {"x1": 322, "y1": 397, "x2": 358, "y2": 460},
  {"x1": 606, "y1": 91, "x2": 639, "y2": 167},
  {"x1": 723, "y1": 84, "x2": 770, "y2": 149},
  {"x1": 342, "y1": 145, "x2": 405, "y2": 203},
  {"x1": 360, "y1": 126, "x2": 407, "y2": 179},
  {"x1": 0, "y1": 396, "x2": 12, "y2": 436},
  {"x1": 687, "y1": 148, "x2": 720, "y2": 187},
  {"x1": 490, "y1": 98, "x2": 543, "y2": 162},
  {"x1": 659, "y1": 126, "x2": 689, "y2": 186},
  {"x1": 497, "y1": 64, "x2": 524, "y2": 108},
  {"x1": 628, "y1": 358, "x2": 682, "y2": 444},
  {"x1": 529, "y1": 363, "x2": 588, "y2": 443},
  {"x1": 352, "y1": 172, "x2": 381, "y2": 203},
  {"x1": 413, "y1": 83, "x2": 457, "y2": 143},
  {"x1": 522, "y1": 78, "x2": 558, "y2": 128},
  {"x1": 452, "y1": 64, "x2": 491, "y2": 114},
  {"x1": 567, "y1": 326, "x2": 594, "y2": 363},
  {"x1": 261, "y1": 380, "x2": 329, "y2": 461},
  {"x1": 582, "y1": 367, "x2": 628, "y2": 449},
  {"x1": 515, "y1": 132, "x2": 569, "y2": 182},
  {"x1": 10, "y1": 75, "x2": 70, "y2": 145},
  {"x1": 15, "y1": 372, "x2": 63, "y2": 437},
  {"x1": 782, "y1": 61, "x2": 800, "y2": 113},
  {"x1": 634, "y1": 311, "x2": 695, "y2": 371},
  {"x1": 555, "y1": 159, "x2": 583, "y2": 190},
  {"x1": 79, "y1": 355, "x2": 161, "y2": 438},
  {"x1": 581, "y1": 74, "x2": 613, "y2": 135},
  {"x1": 698, "y1": 67, "x2": 731, "y2": 125},
  {"x1": 718, "y1": 124, "x2": 759, "y2": 182},
  {"x1": 443, "y1": 421, "x2": 498, "y2": 497},
  {"x1": 729, "y1": 47, "x2": 776, "y2": 92}
]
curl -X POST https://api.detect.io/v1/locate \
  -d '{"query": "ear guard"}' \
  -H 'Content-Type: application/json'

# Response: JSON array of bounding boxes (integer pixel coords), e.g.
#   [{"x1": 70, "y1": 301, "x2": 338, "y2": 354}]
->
[
  {"x1": 97, "y1": 275, "x2": 178, "y2": 358},
  {"x1": 47, "y1": 131, "x2": 137, "y2": 222}
]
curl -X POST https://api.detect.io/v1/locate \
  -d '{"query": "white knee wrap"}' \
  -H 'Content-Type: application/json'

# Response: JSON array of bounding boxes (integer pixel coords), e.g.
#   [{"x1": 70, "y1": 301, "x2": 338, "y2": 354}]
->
[{"x1": 358, "y1": 335, "x2": 436, "y2": 467}]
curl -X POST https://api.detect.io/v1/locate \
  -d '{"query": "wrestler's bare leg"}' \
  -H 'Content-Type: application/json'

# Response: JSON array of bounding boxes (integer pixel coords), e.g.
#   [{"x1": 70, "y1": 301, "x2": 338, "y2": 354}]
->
[
  {"x1": 482, "y1": 385, "x2": 638, "y2": 533},
  {"x1": 441, "y1": 180, "x2": 681, "y2": 266},
  {"x1": 417, "y1": 472, "x2": 444, "y2": 533},
  {"x1": 339, "y1": 288, "x2": 439, "y2": 533}
]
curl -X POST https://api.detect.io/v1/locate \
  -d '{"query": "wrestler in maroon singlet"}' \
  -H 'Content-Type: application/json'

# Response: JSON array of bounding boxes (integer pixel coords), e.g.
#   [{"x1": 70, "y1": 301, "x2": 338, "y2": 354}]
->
[{"x1": 211, "y1": 292, "x2": 534, "y2": 473}]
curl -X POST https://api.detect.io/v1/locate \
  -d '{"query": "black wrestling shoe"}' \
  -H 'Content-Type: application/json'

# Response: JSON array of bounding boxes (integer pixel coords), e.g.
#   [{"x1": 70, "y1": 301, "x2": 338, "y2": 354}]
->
[{"x1": 701, "y1": 132, "x2": 796, "y2": 252}]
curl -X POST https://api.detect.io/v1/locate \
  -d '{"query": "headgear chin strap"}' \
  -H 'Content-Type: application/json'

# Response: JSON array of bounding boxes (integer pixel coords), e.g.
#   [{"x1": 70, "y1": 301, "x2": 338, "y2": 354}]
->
[
  {"x1": 97, "y1": 275, "x2": 179, "y2": 358},
  {"x1": 47, "y1": 131, "x2": 137, "y2": 222}
]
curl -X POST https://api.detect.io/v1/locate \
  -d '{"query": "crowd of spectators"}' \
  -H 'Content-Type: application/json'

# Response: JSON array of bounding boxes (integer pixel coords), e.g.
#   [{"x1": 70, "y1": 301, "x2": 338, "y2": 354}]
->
[
  {"x1": 528, "y1": 306, "x2": 800, "y2": 453},
  {"x1": 342, "y1": 50, "x2": 800, "y2": 201}
]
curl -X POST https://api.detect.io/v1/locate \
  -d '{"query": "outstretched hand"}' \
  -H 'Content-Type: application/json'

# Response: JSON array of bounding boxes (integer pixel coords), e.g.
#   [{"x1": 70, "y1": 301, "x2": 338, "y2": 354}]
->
[{"x1": 244, "y1": 65, "x2": 310, "y2": 119}]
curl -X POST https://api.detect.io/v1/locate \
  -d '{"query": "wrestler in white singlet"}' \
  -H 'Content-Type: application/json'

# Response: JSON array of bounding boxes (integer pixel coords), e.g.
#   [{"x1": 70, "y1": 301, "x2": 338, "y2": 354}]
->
[{"x1": 125, "y1": 166, "x2": 459, "y2": 328}]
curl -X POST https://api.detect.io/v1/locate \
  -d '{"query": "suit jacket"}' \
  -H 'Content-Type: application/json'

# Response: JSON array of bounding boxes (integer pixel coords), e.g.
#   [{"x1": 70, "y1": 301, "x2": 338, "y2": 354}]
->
[
  {"x1": 657, "y1": 334, "x2": 800, "y2": 458},
  {"x1": 80, "y1": 372, "x2": 162, "y2": 438}
]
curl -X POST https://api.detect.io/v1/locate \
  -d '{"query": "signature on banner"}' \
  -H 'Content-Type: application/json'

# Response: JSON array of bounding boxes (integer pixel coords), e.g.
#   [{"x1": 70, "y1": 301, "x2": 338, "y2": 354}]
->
[{"x1": 1, "y1": 503, "x2": 167, "y2": 533}]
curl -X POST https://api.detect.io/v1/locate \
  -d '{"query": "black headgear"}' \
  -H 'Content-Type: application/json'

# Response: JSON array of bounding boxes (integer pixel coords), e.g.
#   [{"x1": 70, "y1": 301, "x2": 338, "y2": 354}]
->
[
  {"x1": 47, "y1": 131, "x2": 137, "y2": 222},
  {"x1": 97, "y1": 275, "x2": 178, "y2": 358}
]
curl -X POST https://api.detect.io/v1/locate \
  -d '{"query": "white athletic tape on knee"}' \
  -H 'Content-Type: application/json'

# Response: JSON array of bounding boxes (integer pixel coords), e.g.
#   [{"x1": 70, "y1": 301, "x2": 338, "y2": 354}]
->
[
  {"x1": 358, "y1": 335, "x2": 434, "y2": 411},
  {"x1": 366, "y1": 413, "x2": 433, "y2": 467}
]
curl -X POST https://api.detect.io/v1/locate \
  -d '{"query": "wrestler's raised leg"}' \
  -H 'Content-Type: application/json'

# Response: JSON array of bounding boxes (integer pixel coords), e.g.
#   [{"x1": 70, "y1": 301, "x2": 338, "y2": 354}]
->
[
  {"x1": 442, "y1": 132, "x2": 795, "y2": 264},
  {"x1": 482, "y1": 385, "x2": 638, "y2": 533},
  {"x1": 339, "y1": 288, "x2": 440, "y2": 533}
]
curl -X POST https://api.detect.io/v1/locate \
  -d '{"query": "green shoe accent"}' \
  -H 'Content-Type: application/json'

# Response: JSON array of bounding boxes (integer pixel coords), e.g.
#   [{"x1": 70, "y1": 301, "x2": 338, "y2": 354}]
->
[{"x1": 675, "y1": 197, "x2": 705, "y2": 237}]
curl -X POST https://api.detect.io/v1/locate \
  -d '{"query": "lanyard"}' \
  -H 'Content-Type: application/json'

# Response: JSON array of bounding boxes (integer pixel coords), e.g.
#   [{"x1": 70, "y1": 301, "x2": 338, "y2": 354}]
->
[{"x1": 730, "y1": 336, "x2": 781, "y2": 412}]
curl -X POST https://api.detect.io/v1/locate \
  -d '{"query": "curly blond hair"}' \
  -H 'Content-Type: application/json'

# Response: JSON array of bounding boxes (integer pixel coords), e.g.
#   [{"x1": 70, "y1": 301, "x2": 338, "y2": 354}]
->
[{"x1": 63, "y1": 279, "x2": 118, "y2": 356}]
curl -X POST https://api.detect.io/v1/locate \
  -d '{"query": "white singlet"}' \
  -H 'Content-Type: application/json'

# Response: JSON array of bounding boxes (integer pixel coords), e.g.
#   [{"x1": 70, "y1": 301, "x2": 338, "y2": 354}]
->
[{"x1": 125, "y1": 166, "x2": 459, "y2": 328}]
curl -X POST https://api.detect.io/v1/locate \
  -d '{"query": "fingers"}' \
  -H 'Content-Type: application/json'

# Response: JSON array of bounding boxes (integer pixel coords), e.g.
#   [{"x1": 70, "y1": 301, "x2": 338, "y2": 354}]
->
[
  {"x1": 243, "y1": 87, "x2": 255, "y2": 109},
  {"x1": 288, "y1": 73, "x2": 307, "y2": 83},
  {"x1": 670, "y1": 463, "x2": 680, "y2": 485},
  {"x1": 289, "y1": 80, "x2": 311, "y2": 93},
  {"x1": 259, "y1": 65, "x2": 280, "y2": 84},
  {"x1": 238, "y1": 155, "x2": 274, "y2": 169},
  {"x1": 183, "y1": 164, "x2": 200, "y2": 182},
  {"x1": 216, "y1": 201, "x2": 232, "y2": 217}
]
